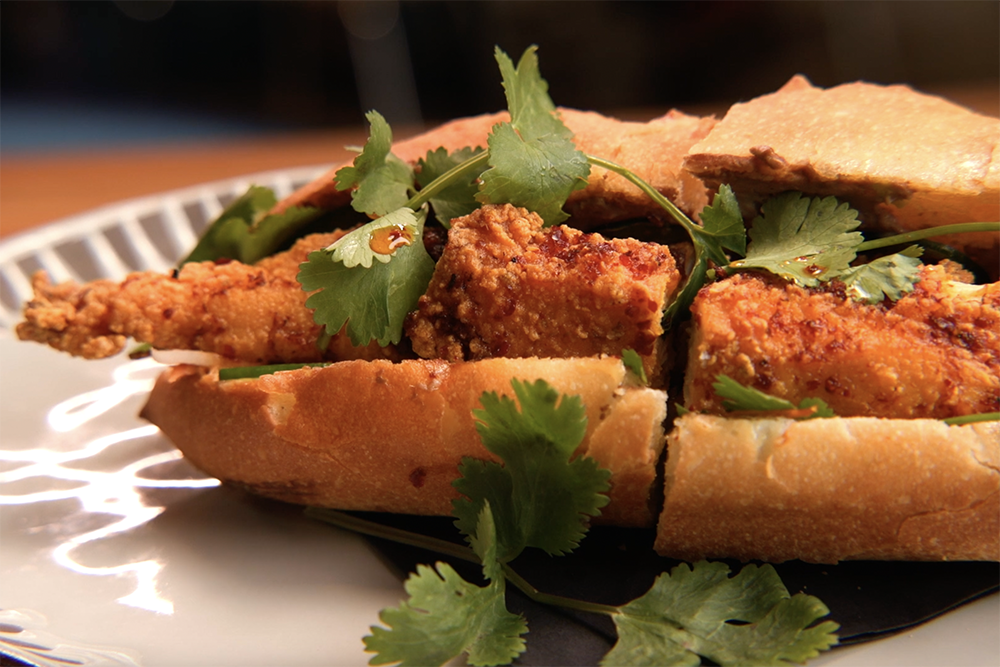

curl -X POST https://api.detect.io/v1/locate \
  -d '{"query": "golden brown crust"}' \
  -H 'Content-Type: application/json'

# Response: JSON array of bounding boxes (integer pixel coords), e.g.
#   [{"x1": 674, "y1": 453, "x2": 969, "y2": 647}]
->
[
  {"x1": 272, "y1": 108, "x2": 716, "y2": 227},
  {"x1": 141, "y1": 356, "x2": 667, "y2": 527},
  {"x1": 406, "y1": 204, "x2": 680, "y2": 384},
  {"x1": 683, "y1": 265, "x2": 1000, "y2": 419},
  {"x1": 684, "y1": 75, "x2": 1000, "y2": 268},
  {"x1": 655, "y1": 414, "x2": 1000, "y2": 563}
]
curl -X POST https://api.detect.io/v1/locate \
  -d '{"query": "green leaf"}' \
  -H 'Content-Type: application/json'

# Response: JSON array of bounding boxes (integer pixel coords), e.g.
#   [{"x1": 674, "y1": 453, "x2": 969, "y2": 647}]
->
[
  {"x1": 363, "y1": 564, "x2": 526, "y2": 667},
  {"x1": 364, "y1": 502, "x2": 527, "y2": 667},
  {"x1": 182, "y1": 185, "x2": 320, "y2": 265},
  {"x1": 662, "y1": 185, "x2": 747, "y2": 330},
  {"x1": 328, "y1": 207, "x2": 421, "y2": 269},
  {"x1": 840, "y1": 245, "x2": 923, "y2": 303},
  {"x1": 696, "y1": 184, "x2": 747, "y2": 264},
  {"x1": 732, "y1": 192, "x2": 862, "y2": 287},
  {"x1": 603, "y1": 561, "x2": 839, "y2": 667},
  {"x1": 452, "y1": 379, "x2": 610, "y2": 562},
  {"x1": 417, "y1": 146, "x2": 487, "y2": 226},
  {"x1": 621, "y1": 349, "x2": 648, "y2": 385},
  {"x1": 477, "y1": 46, "x2": 590, "y2": 226},
  {"x1": 713, "y1": 375, "x2": 836, "y2": 419},
  {"x1": 297, "y1": 207, "x2": 434, "y2": 346},
  {"x1": 335, "y1": 111, "x2": 415, "y2": 218}
]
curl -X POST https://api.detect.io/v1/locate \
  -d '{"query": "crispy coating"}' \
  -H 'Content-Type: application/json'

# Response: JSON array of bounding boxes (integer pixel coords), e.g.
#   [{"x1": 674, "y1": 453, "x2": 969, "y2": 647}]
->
[
  {"x1": 16, "y1": 232, "x2": 400, "y2": 364},
  {"x1": 406, "y1": 204, "x2": 681, "y2": 384},
  {"x1": 684, "y1": 264, "x2": 1000, "y2": 419}
]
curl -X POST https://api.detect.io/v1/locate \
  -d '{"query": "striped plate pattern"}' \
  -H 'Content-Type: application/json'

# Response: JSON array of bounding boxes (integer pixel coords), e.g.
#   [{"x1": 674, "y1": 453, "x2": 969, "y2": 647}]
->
[{"x1": 0, "y1": 166, "x2": 327, "y2": 330}]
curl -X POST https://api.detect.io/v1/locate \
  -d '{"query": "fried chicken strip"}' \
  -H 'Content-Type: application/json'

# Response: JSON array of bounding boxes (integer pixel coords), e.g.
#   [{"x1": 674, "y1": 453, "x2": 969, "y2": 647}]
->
[
  {"x1": 16, "y1": 231, "x2": 399, "y2": 364},
  {"x1": 684, "y1": 263, "x2": 1000, "y2": 419},
  {"x1": 406, "y1": 204, "x2": 682, "y2": 385}
]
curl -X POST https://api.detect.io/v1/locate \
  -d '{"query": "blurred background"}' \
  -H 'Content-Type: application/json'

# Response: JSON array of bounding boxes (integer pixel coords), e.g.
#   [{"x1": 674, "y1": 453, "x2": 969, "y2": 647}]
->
[
  {"x1": 1, "y1": 1, "x2": 998, "y2": 232},
  {"x1": 3, "y1": 0, "x2": 998, "y2": 151}
]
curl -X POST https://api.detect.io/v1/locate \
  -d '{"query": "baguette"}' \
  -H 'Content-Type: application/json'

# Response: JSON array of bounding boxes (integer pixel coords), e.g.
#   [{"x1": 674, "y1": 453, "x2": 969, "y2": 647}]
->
[
  {"x1": 684, "y1": 75, "x2": 1000, "y2": 270},
  {"x1": 140, "y1": 356, "x2": 668, "y2": 528},
  {"x1": 17, "y1": 75, "x2": 1000, "y2": 565},
  {"x1": 655, "y1": 414, "x2": 1000, "y2": 563},
  {"x1": 273, "y1": 107, "x2": 717, "y2": 228}
]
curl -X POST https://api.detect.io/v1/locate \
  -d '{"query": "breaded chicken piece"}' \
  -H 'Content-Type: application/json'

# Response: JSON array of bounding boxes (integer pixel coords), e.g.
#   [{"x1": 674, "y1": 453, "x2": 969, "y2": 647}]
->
[
  {"x1": 406, "y1": 204, "x2": 682, "y2": 384},
  {"x1": 16, "y1": 231, "x2": 400, "y2": 364},
  {"x1": 684, "y1": 76, "x2": 1000, "y2": 270},
  {"x1": 684, "y1": 263, "x2": 1000, "y2": 419},
  {"x1": 274, "y1": 108, "x2": 716, "y2": 229}
]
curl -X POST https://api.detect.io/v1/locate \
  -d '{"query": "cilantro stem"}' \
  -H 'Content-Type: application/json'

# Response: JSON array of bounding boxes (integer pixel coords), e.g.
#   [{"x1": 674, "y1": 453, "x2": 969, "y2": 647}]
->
[
  {"x1": 856, "y1": 222, "x2": 1000, "y2": 252},
  {"x1": 499, "y1": 564, "x2": 621, "y2": 617},
  {"x1": 218, "y1": 362, "x2": 330, "y2": 381},
  {"x1": 585, "y1": 155, "x2": 699, "y2": 233},
  {"x1": 405, "y1": 150, "x2": 491, "y2": 215},
  {"x1": 305, "y1": 508, "x2": 622, "y2": 617},
  {"x1": 586, "y1": 155, "x2": 719, "y2": 330},
  {"x1": 943, "y1": 411, "x2": 1000, "y2": 425},
  {"x1": 305, "y1": 508, "x2": 479, "y2": 564}
]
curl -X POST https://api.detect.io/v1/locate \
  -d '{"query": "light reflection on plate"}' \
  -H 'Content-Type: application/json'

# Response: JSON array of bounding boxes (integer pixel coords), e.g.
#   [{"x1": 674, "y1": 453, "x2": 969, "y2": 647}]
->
[{"x1": 0, "y1": 170, "x2": 406, "y2": 666}]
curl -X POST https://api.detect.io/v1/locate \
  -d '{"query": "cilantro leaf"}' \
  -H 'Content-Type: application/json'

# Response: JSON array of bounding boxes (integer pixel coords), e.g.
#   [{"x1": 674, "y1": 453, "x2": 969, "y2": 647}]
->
[
  {"x1": 182, "y1": 185, "x2": 319, "y2": 265},
  {"x1": 621, "y1": 349, "x2": 648, "y2": 385},
  {"x1": 477, "y1": 46, "x2": 590, "y2": 226},
  {"x1": 696, "y1": 184, "x2": 747, "y2": 264},
  {"x1": 840, "y1": 245, "x2": 923, "y2": 303},
  {"x1": 328, "y1": 207, "x2": 421, "y2": 269},
  {"x1": 297, "y1": 207, "x2": 434, "y2": 346},
  {"x1": 335, "y1": 110, "x2": 415, "y2": 218},
  {"x1": 364, "y1": 502, "x2": 527, "y2": 667},
  {"x1": 713, "y1": 375, "x2": 836, "y2": 419},
  {"x1": 662, "y1": 185, "x2": 748, "y2": 329},
  {"x1": 732, "y1": 192, "x2": 862, "y2": 287},
  {"x1": 603, "y1": 561, "x2": 839, "y2": 667},
  {"x1": 417, "y1": 146, "x2": 487, "y2": 226},
  {"x1": 364, "y1": 562, "x2": 526, "y2": 667},
  {"x1": 453, "y1": 379, "x2": 610, "y2": 562}
]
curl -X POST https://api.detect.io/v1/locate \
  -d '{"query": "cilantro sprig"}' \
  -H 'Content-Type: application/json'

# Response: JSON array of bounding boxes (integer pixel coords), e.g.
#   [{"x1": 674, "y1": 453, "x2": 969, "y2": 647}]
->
[
  {"x1": 452, "y1": 378, "x2": 611, "y2": 562},
  {"x1": 605, "y1": 561, "x2": 839, "y2": 666},
  {"x1": 298, "y1": 208, "x2": 434, "y2": 347},
  {"x1": 308, "y1": 379, "x2": 839, "y2": 666},
  {"x1": 477, "y1": 45, "x2": 591, "y2": 226},
  {"x1": 713, "y1": 375, "x2": 836, "y2": 420},
  {"x1": 364, "y1": 502, "x2": 528, "y2": 667}
]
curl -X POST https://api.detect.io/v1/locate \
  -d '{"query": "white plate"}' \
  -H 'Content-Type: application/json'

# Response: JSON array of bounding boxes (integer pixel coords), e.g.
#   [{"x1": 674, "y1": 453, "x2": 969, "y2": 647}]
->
[{"x1": 0, "y1": 170, "x2": 996, "y2": 666}]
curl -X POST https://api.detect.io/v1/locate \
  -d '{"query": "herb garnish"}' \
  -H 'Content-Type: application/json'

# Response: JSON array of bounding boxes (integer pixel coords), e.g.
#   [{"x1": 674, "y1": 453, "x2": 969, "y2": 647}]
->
[
  {"x1": 182, "y1": 185, "x2": 320, "y2": 265},
  {"x1": 311, "y1": 379, "x2": 840, "y2": 666},
  {"x1": 713, "y1": 375, "x2": 836, "y2": 420}
]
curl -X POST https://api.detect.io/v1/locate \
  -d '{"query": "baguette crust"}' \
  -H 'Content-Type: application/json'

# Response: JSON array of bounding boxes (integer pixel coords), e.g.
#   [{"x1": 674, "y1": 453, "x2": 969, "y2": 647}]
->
[
  {"x1": 271, "y1": 108, "x2": 716, "y2": 227},
  {"x1": 655, "y1": 414, "x2": 1000, "y2": 563},
  {"x1": 141, "y1": 356, "x2": 667, "y2": 527},
  {"x1": 684, "y1": 75, "x2": 1000, "y2": 269}
]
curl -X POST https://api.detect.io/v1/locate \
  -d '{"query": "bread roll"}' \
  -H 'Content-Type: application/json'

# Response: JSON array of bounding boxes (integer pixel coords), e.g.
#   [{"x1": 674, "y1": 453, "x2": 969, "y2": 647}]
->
[
  {"x1": 683, "y1": 75, "x2": 1000, "y2": 269},
  {"x1": 141, "y1": 356, "x2": 668, "y2": 527},
  {"x1": 655, "y1": 414, "x2": 1000, "y2": 563},
  {"x1": 272, "y1": 108, "x2": 716, "y2": 227}
]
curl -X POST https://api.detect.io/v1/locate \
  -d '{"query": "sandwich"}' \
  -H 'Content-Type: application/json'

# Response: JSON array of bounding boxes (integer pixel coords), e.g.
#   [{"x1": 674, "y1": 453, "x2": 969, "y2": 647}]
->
[{"x1": 15, "y1": 53, "x2": 999, "y2": 568}]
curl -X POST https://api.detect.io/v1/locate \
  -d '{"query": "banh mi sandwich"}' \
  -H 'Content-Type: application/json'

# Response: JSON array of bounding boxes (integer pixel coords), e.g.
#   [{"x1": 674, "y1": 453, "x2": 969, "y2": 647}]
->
[{"x1": 15, "y1": 49, "x2": 1000, "y2": 571}]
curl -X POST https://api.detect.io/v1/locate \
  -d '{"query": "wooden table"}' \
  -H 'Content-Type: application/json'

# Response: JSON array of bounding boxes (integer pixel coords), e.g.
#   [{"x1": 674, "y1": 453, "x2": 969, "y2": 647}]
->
[
  {"x1": 0, "y1": 129, "x2": 371, "y2": 239},
  {"x1": 2, "y1": 85, "x2": 996, "y2": 240}
]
